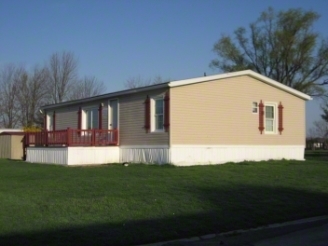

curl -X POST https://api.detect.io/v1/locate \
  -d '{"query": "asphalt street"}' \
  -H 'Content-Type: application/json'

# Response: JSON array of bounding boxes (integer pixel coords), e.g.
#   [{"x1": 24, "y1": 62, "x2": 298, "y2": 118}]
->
[{"x1": 156, "y1": 216, "x2": 328, "y2": 246}]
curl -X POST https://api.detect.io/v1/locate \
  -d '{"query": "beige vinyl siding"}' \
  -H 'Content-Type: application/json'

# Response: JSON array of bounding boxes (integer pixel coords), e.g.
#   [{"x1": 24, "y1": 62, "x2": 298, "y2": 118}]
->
[
  {"x1": 119, "y1": 89, "x2": 169, "y2": 146},
  {"x1": 0, "y1": 134, "x2": 24, "y2": 159},
  {"x1": 11, "y1": 135, "x2": 24, "y2": 159},
  {"x1": 170, "y1": 75, "x2": 306, "y2": 145}
]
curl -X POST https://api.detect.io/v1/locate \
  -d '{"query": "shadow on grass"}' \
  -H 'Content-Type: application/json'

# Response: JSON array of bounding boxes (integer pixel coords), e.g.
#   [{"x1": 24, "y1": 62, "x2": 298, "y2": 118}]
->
[
  {"x1": 304, "y1": 150, "x2": 328, "y2": 161},
  {"x1": 1, "y1": 185, "x2": 328, "y2": 246}
]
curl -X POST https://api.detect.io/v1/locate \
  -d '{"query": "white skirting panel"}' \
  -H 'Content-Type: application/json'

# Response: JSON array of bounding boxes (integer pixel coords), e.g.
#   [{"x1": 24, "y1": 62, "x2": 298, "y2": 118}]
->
[
  {"x1": 26, "y1": 147, "x2": 68, "y2": 165},
  {"x1": 120, "y1": 146, "x2": 170, "y2": 164},
  {"x1": 67, "y1": 147, "x2": 119, "y2": 165},
  {"x1": 170, "y1": 145, "x2": 305, "y2": 166},
  {"x1": 27, "y1": 145, "x2": 304, "y2": 166},
  {"x1": 26, "y1": 147, "x2": 119, "y2": 166}
]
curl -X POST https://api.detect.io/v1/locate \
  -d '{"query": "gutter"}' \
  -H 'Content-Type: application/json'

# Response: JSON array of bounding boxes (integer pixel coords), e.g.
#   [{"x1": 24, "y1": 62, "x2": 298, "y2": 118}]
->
[{"x1": 41, "y1": 83, "x2": 169, "y2": 110}]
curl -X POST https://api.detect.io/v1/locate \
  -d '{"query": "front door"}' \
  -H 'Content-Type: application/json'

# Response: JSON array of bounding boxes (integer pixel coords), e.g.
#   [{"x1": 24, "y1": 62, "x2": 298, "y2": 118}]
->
[{"x1": 109, "y1": 99, "x2": 118, "y2": 130}]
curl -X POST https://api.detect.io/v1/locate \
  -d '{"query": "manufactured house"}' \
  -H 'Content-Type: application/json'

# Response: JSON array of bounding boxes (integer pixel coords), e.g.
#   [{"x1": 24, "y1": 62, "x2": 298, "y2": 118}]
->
[{"x1": 25, "y1": 70, "x2": 311, "y2": 166}]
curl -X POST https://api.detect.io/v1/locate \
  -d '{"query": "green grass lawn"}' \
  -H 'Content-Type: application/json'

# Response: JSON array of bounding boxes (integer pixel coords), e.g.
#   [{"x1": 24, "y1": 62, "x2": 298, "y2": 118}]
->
[{"x1": 0, "y1": 152, "x2": 328, "y2": 245}]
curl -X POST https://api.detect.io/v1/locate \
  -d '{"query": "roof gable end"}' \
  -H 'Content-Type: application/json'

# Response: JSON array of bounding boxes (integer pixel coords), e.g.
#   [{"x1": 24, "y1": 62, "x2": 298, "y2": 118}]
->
[{"x1": 168, "y1": 70, "x2": 312, "y2": 101}]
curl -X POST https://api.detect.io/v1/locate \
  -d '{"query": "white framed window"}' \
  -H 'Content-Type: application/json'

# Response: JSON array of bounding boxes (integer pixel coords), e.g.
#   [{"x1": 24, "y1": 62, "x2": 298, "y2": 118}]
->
[
  {"x1": 252, "y1": 102, "x2": 258, "y2": 113},
  {"x1": 108, "y1": 99, "x2": 119, "y2": 130},
  {"x1": 264, "y1": 103, "x2": 277, "y2": 134},
  {"x1": 83, "y1": 107, "x2": 98, "y2": 129},
  {"x1": 151, "y1": 96, "x2": 164, "y2": 132}
]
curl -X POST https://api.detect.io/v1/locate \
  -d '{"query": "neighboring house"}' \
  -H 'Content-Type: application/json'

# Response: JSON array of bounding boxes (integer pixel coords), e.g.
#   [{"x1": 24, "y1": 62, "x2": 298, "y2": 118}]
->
[
  {"x1": 0, "y1": 129, "x2": 24, "y2": 160},
  {"x1": 25, "y1": 70, "x2": 312, "y2": 166},
  {"x1": 0, "y1": 129, "x2": 23, "y2": 134},
  {"x1": 306, "y1": 138, "x2": 327, "y2": 150}
]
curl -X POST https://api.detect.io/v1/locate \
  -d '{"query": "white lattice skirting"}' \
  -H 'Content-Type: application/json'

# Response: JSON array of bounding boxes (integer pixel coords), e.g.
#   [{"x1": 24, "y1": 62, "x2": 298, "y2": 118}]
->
[
  {"x1": 26, "y1": 147, "x2": 119, "y2": 165},
  {"x1": 26, "y1": 145, "x2": 304, "y2": 166}
]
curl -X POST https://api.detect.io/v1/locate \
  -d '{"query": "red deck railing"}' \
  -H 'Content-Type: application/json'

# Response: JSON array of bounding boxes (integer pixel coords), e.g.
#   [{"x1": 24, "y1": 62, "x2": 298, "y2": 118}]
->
[{"x1": 25, "y1": 129, "x2": 118, "y2": 147}]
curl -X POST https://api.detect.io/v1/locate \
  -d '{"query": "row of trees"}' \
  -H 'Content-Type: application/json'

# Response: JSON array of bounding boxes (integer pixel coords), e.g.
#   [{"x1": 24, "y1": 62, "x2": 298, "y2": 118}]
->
[
  {"x1": 124, "y1": 75, "x2": 169, "y2": 89},
  {"x1": 0, "y1": 51, "x2": 106, "y2": 128},
  {"x1": 309, "y1": 107, "x2": 328, "y2": 139},
  {"x1": 3, "y1": 8, "x2": 328, "y2": 130}
]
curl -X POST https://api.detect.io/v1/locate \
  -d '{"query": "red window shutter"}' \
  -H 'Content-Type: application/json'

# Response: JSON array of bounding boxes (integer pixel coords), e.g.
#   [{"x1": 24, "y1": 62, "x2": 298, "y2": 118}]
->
[
  {"x1": 144, "y1": 96, "x2": 150, "y2": 133},
  {"x1": 78, "y1": 107, "x2": 82, "y2": 130},
  {"x1": 164, "y1": 91, "x2": 170, "y2": 132},
  {"x1": 278, "y1": 102, "x2": 284, "y2": 134},
  {"x1": 53, "y1": 111, "x2": 56, "y2": 131},
  {"x1": 258, "y1": 100, "x2": 264, "y2": 134},
  {"x1": 98, "y1": 103, "x2": 103, "y2": 129}
]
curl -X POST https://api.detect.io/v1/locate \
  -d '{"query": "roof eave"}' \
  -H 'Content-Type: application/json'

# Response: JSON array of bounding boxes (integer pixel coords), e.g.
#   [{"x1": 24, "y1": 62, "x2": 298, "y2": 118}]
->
[
  {"x1": 42, "y1": 70, "x2": 312, "y2": 111},
  {"x1": 247, "y1": 71, "x2": 312, "y2": 101},
  {"x1": 41, "y1": 83, "x2": 169, "y2": 110}
]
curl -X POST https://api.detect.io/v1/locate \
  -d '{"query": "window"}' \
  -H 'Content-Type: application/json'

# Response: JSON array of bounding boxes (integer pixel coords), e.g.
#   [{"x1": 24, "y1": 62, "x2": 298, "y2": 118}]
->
[
  {"x1": 47, "y1": 114, "x2": 53, "y2": 131},
  {"x1": 145, "y1": 93, "x2": 169, "y2": 133},
  {"x1": 264, "y1": 104, "x2": 276, "y2": 133},
  {"x1": 149, "y1": 96, "x2": 165, "y2": 132},
  {"x1": 85, "y1": 108, "x2": 98, "y2": 129},
  {"x1": 252, "y1": 102, "x2": 258, "y2": 113},
  {"x1": 154, "y1": 98, "x2": 164, "y2": 131}
]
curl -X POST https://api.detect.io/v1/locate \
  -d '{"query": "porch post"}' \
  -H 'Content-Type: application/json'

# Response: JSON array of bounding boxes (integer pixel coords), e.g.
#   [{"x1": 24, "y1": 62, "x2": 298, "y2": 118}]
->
[
  {"x1": 67, "y1": 128, "x2": 70, "y2": 146},
  {"x1": 45, "y1": 130, "x2": 48, "y2": 147},
  {"x1": 92, "y1": 129, "x2": 95, "y2": 146},
  {"x1": 98, "y1": 103, "x2": 103, "y2": 129},
  {"x1": 25, "y1": 133, "x2": 29, "y2": 146}
]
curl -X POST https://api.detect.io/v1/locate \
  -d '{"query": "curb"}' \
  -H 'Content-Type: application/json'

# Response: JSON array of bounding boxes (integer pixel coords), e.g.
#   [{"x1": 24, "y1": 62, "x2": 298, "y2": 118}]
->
[{"x1": 137, "y1": 215, "x2": 328, "y2": 246}]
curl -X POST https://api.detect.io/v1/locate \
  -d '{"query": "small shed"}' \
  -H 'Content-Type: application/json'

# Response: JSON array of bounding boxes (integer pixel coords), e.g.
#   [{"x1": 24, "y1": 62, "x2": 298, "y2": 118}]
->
[{"x1": 0, "y1": 131, "x2": 25, "y2": 160}]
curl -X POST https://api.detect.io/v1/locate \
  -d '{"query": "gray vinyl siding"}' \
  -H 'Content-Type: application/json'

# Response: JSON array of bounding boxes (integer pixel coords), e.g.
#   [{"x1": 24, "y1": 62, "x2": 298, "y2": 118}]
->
[
  {"x1": 51, "y1": 100, "x2": 109, "y2": 130},
  {"x1": 45, "y1": 89, "x2": 169, "y2": 146},
  {"x1": 118, "y1": 88, "x2": 169, "y2": 146},
  {"x1": 0, "y1": 135, "x2": 11, "y2": 158},
  {"x1": 55, "y1": 106, "x2": 79, "y2": 130},
  {"x1": 102, "y1": 106, "x2": 109, "y2": 129}
]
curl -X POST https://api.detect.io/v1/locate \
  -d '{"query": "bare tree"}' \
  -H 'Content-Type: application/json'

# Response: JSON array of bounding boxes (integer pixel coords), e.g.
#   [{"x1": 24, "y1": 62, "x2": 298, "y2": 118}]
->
[
  {"x1": 16, "y1": 66, "x2": 49, "y2": 127},
  {"x1": 13, "y1": 69, "x2": 29, "y2": 127},
  {"x1": 124, "y1": 76, "x2": 152, "y2": 89},
  {"x1": 307, "y1": 119, "x2": 328, "y2": 150},
  {"x1": 0, "y1": 64, "x2": 20, "y2": 128},
  {"x1": 47, "y1": 51, "x2": 78, "y2": 103},
  {"x1": 308, "y1": 119, "x2": 328, "y2": 138},
  {"x1": 68, "y1": 76, "x2": 106, "y2": 100},
  {"x1": 0, "y1": 51, "x2": 105, "y2": 129},
  {"x1": 124, "y1": 75, "x2": 169, "y2": 89}
]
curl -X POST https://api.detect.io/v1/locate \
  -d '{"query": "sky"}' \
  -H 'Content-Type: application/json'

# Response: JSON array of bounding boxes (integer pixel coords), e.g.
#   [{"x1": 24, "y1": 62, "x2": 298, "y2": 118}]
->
[{"x1": 1, "y1": 0, "x2": 328, "y2": 131}]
